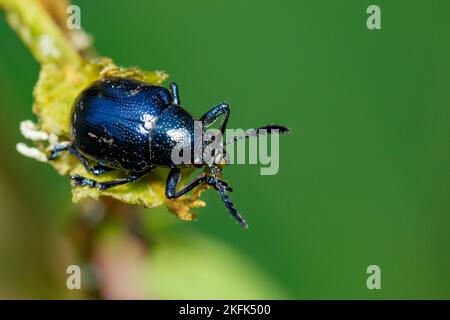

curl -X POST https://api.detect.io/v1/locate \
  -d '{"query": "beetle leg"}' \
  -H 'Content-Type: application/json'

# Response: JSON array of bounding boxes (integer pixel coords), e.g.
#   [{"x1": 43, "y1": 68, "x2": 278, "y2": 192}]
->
[
  {"x1": 69, "y1": 147, "x2": 113, "y2": 176},
  {"x1": 166, "y1": 168, "x2": 247, "y2": 228},
  {"x1": 48, "y1": 143, "x2": 71, "y2": 160},
  {"x1": 49, "y1": 144, "x2": 113, "y2": 176},
  {"x1": 199, "y1": 102, "x2": 230, "y2": 134},
  {"x1": 89, "y1": 165, "x2": 114, "y2": 176},
  {"x1": 70, "y1": 167, "x2": 152, "y2": 191},
  {"x1": 165, "y1": 168, "x2": 208, "y2": 199},
  {"x1": 170, "y1": 82, "x2": 181, "y2": 105}
]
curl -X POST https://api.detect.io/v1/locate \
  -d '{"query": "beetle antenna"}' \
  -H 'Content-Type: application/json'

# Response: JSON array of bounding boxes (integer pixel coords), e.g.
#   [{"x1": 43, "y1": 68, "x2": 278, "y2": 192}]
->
[
  {"x1": 217, "y1": 184, "x2": 248, "y2": 229},
  {"x1": 206, "y1": 167, "x2": 248, "y2": 228},
  {"x1": 225, "y1": 124, "x2": 290, "y2": 145}
]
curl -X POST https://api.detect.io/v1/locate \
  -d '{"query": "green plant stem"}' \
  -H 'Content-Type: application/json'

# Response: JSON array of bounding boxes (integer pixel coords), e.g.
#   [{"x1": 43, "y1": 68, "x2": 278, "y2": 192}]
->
[{"x1": 0, "y1": 0, "x2": 81, "y2": 66}]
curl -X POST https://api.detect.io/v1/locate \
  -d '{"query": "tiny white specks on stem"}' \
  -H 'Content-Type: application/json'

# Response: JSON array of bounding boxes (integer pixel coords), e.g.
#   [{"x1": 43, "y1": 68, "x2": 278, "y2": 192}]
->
[
  {"x1": 68, "y1": 29, "x2": 93, "y2": 52},
  {"x1": 39, "y1": 35, "x2": 60, "y2": 59}
]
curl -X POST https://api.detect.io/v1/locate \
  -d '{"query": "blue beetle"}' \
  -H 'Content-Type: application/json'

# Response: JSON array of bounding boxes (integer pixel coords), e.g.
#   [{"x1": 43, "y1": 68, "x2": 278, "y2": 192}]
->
[{"x1": 49, "y1": 77, "x2": 290, "y2": 228}]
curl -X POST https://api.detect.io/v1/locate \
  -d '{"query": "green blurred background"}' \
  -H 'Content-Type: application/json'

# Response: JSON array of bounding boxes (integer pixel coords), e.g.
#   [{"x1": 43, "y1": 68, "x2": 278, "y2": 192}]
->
[{"x1": 1, "y1": 0, "x2": 450, "y2": 299}]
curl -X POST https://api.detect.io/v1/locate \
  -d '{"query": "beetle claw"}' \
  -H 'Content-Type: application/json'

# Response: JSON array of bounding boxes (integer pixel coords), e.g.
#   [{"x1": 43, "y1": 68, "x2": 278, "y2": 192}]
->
[{"x1": 70, "y1": 174, "x2": 98, "y2": 189}]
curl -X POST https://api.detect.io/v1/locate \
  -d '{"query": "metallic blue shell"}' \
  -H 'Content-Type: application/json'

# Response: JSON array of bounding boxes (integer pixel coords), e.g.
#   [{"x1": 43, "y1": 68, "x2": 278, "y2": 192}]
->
[{"x1": 71, "y1": 77, "x2": 182, "y2": 172}]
